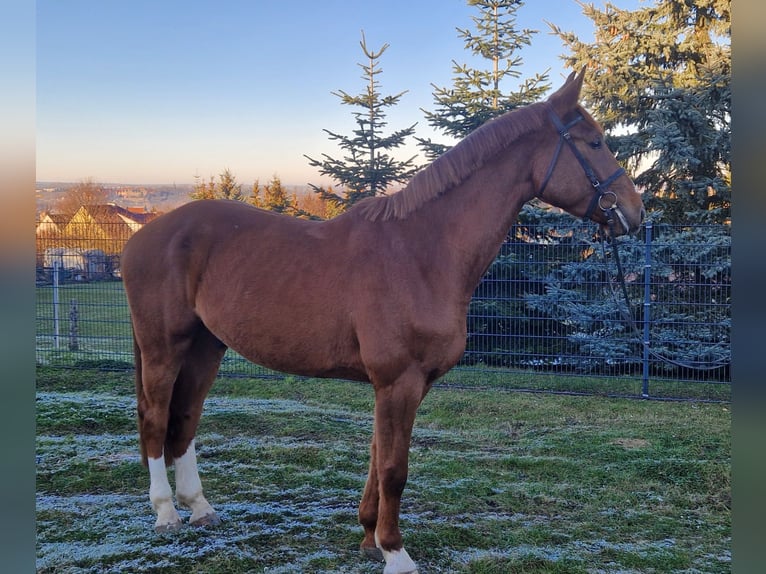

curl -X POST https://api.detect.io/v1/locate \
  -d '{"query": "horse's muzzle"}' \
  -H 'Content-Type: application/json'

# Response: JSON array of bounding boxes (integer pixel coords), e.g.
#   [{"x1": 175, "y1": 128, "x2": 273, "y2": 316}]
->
[{"x1": 604, "y1": 205, "x2": 645, "y2": 237}]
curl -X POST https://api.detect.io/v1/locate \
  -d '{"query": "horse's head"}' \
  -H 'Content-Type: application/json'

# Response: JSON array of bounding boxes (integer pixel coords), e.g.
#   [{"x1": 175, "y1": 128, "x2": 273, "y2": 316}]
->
[{"x1": 534, "y1": 68, "x2": 645, "y2": 236}]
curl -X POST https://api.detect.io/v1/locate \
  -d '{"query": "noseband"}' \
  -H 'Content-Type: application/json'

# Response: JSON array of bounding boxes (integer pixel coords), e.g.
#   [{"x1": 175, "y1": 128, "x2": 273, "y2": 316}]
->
[{"x1": 538, "y1": 105, "x2": 628, "y2": 231}]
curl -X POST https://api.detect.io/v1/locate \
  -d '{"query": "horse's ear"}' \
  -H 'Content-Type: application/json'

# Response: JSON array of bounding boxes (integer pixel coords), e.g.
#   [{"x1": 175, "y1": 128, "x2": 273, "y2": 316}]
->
[
  {"x1": 572, "y1": 65, "x2": 586, "y2": 90},
  {"x1": 548, "y1": 66, "x2": 586, "y2": 112}
]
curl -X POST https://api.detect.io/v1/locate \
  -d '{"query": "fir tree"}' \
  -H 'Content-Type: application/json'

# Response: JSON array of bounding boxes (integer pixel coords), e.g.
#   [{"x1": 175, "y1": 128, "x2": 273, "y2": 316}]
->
[
  {"x1": 550, "y1": 0, "x2": 731, "y2": 223},
  {"x1": 190, "y1": 168, "x2": 244, "y2": 201},
  {"x1": 305, "y1": 31, "x2": 419, "y2": 212},
  {"x1": 249, "y1": 179, "x2": 263, "y2": 208},
  {"x1": 190, "y1": 176, "x2": 217, "y2": 201},
  {"x1": 251, "y1": 174, "x2": 297, "y2": 213},
  {"x1": 418, "y1": 0, "x2": 550, "y2": 160}
]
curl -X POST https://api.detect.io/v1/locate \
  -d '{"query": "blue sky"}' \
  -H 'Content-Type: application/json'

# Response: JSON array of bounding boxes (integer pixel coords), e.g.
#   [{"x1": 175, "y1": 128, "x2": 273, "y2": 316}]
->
[{"x1": 36, "y1": 0, "x2": 642, "y2": 186}]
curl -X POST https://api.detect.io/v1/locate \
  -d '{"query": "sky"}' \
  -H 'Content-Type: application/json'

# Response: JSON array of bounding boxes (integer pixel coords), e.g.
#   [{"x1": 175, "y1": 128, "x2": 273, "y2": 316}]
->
[{"x1": 36, "y1": 0, "x2": 643, "y2": 187}]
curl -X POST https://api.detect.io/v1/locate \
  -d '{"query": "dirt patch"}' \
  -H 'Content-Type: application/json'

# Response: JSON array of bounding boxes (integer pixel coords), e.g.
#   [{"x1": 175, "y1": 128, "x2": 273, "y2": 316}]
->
[{"x1": 612, "y1": 437, "x2": 650, "y2": 450}]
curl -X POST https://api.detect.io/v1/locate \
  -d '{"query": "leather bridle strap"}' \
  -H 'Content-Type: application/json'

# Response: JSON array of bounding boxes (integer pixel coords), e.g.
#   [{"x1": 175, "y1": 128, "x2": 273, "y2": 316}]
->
[{"x1": 538, "y1": 105, "x2": 626, "y2": 221}]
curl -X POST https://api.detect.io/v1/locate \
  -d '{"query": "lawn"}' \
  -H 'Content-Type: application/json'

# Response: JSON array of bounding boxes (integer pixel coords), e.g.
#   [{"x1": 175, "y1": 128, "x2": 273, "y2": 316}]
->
[
  {"x1": 36, "y1": 366, "x2": 730, "y2": 573},
  {"x1": 35, "y1": 282, "x2": 134, "y2": 364}
]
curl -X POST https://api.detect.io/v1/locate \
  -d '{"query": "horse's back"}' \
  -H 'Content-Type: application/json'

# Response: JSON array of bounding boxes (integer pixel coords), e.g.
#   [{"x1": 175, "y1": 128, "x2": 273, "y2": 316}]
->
[{"x1": 123, "y1": 200, "x2": 316, "y2": 280}]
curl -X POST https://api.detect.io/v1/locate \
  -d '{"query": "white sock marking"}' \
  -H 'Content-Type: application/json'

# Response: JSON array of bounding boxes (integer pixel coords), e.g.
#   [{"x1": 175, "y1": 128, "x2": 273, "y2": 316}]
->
[
  {"x1": 174, "y1": 440, "x2": 202, "y2": 503},
  {"x1": 148, "y1": 454, "x2": 180, "y2": 529},
  {"x1": 174, "y1": 440, "x2": 216, "y2": 523}
]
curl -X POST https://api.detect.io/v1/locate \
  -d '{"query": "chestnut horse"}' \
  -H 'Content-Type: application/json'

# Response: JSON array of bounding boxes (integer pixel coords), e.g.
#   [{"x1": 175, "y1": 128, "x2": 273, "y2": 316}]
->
[{"x1": 121, "y1": 70, "x2": 644, "y2": 574}]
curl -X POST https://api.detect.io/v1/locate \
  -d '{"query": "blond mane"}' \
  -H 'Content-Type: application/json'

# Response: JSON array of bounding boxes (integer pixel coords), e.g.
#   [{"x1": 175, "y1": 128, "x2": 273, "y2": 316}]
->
[{"x1": 357, "y1": 102, "x2": 548, "y2": 222}]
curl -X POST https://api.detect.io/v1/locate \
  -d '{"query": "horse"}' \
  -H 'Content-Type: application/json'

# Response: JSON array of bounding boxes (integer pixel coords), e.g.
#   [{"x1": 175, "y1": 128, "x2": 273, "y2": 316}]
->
[{"x1": 121, "y1": 69, "x2": 644, "y2": 574}]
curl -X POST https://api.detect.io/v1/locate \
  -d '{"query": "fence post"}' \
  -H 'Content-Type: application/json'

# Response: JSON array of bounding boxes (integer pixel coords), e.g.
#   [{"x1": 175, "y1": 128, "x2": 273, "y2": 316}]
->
[
  {"x1": 53, "y1": 260, "x2": 60, "y2": 350},
  {"x1": 69, "y1": 299, "x2": 79, "y2": 351},
  {"x1": 641, "y1": 221, "x2": 653, "y2": 398}
]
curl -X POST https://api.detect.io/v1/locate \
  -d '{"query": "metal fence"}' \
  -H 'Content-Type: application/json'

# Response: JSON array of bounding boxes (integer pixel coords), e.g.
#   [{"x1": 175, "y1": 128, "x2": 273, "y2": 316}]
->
[{"x1": 35, "y1": 218, "x2": 730, "y2": 400}]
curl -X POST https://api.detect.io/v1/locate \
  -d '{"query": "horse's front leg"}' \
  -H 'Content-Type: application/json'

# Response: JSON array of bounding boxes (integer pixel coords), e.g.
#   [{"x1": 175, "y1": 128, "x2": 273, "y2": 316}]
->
[
  {"x1": 360, "y1": 430, "x2": 383, "y2": 560},
  {"x1": 369, "y1": 368, "x2": 426, "y2": 574}
]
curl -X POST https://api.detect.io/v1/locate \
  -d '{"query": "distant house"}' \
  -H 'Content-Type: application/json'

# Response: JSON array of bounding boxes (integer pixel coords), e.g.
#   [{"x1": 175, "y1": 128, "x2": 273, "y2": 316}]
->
[
  {"x1": 36, "y1": 211, "x2": 72, "y2": 263},
  {"x1": 113, "y1": 205, "x2": 157, "y2": 231},
  {"x1": 61, "y1": 203, "x2": 160, "y2": 255},
  {"x1": 36, "y1": 211, "x2": 70, "y2": 238},
  {"x1": 36, "y1": 202, "x2": 161, "y2": 274}
]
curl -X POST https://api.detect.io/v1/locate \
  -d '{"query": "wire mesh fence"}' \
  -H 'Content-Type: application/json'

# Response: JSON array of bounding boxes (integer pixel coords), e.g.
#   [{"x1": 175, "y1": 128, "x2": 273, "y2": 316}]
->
[
  {"x1": 35, "y1": 212, "x2": 730, "y2": 400},
  {"x1": 460, "y1": 220, "x2": 729, "y2": 399}
]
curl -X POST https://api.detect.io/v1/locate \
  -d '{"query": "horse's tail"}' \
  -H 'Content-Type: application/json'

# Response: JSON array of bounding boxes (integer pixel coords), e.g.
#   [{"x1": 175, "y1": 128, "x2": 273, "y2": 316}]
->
[{"x1": 133, "y1": 332, "x2": 149, "y2": 467}]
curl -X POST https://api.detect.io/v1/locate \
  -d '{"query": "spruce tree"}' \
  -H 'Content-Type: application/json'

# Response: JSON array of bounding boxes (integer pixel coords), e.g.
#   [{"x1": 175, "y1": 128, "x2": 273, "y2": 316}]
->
[
  {"x1": 190, "y1": 176, "x2": 217, "y2": 201},
  {"x1": 259, "y1": 175, "x2": 295, "y2": 214},
  {"x1": 305, "y1": 31, "x2": 419, "y2": 213},
  {"x1": 190, "y1": 168, "x2": 244, "y2": 201},
  {"x1": 418, "y1": 0, "x2": 550, "y2": 160},
  {"x1": 550, "y1": 0, "x2": 731, "y2": 223}
]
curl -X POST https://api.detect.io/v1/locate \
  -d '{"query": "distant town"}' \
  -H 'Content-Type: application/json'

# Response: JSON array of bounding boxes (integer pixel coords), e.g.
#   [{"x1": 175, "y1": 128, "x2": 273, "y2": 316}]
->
[
  {"x1": 35, "y1": 182, "x2": 314, "y2": 215},
  {"x1": 34, "y1": 181, "x2": 319, "y2": 281}
]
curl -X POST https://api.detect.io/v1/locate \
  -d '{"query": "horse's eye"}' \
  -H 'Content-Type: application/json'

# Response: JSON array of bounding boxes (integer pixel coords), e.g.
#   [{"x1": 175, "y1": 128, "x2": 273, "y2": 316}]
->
[{"x1": 589, "y1": 138, "x2": 602, "y2": 150}]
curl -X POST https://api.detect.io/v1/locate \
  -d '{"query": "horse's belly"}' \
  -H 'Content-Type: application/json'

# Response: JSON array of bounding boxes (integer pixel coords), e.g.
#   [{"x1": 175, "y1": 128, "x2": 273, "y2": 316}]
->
[
  {"x1": 237, "y1": 345, "x2": 369, "y2": 382},
  {"x1": 205, "y1": 315, "x2": 368, "y2": 381}
]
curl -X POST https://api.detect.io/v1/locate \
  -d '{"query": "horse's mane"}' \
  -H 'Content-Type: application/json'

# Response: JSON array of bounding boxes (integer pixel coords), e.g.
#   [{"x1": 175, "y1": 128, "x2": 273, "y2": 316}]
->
[{"x1": 357, "y1": 101, "x2": 548, "y2": 222}]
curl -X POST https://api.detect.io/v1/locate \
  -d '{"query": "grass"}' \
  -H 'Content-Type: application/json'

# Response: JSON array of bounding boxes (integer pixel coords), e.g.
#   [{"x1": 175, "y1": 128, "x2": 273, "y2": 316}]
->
[
  {"x1": 36, "y1": 282, "x2": 132, "y2": 340},
  {"x1": 36, "y1": 366, "x2": 730, "y2": 573}
]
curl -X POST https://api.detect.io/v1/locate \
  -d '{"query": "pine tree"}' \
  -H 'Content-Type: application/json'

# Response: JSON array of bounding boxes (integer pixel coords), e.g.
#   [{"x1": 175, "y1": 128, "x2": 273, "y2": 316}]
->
[
  {"x1": 305, "y1": 31, "x2": 419, "y2": 212},
  {"x1": 249, "y1": 179, "x2": 263, "y2": 208},
  {"x1": 252, "y1": 174, "x2": 297, "y2": 214},
  {"x1": 549, "y1": 0, "x2": 731, "y2": 223},
  {"x1": 190, "y1": 168, "x2": 244, "y2": 201},
  {"x1": 418, "y1": 0, "x2": 550, "y2": 160},
  {"x1": 217, "y1": 168, "x2": 244, "y2": 201},
  {"x1": 190, "y1": 176, "x2": 217, "y2": 200}
]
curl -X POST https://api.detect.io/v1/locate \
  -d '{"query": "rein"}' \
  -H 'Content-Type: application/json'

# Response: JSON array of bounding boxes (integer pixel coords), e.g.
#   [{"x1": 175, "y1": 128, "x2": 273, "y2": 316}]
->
[{"x1": 538, "y1": 105, "x2": 627, "y2": 227}]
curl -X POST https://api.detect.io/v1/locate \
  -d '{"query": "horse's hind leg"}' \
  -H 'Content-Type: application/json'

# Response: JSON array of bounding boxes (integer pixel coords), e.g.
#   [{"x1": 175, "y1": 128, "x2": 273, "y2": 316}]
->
[
  {"x1": 137, "y1": 356, "x2": 185, "y2": 532},
  {"x1": 136, "y1": 320, "x2": 225, "y2": 532},
  {"x1": 166, "y1": 327, "x2": 227, "y2": 527}
]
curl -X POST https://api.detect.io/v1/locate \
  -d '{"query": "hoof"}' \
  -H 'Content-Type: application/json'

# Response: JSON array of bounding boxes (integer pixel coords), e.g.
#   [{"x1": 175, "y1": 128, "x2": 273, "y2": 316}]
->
[
  {"x1": 362, "y1": 545, "x2": 384, "y2": 562},
  {"x1": 380, "y1": 547, "x2": 418, "y2": 574},
  {"x1": 190, "y1": 512, "x2": 221, "y2": 528},
  {"x1": 384, "y1": 565, "x2": 418, "y2": 574},
  {"x1": 154, "y1": 519, "x2": 183, "y2": 534}
]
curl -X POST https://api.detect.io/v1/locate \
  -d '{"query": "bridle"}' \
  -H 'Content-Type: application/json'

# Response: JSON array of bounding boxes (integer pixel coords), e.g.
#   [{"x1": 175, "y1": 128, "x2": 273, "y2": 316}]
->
[{"x1": 538, "y1": 104, "x2": 630, "y2": 234}]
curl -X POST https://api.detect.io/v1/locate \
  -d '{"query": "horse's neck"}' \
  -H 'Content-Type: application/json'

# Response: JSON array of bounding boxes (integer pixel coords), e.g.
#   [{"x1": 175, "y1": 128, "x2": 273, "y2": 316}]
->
[{"x1": 412, "y1": 160, "x2": 535, "y2": 300}]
